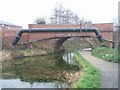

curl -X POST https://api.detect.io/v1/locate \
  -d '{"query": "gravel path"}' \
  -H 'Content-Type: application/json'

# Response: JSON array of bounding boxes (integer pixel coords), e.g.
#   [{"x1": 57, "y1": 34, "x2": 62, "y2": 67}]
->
[{"x1": 80, "y1": 50, "x2": 118, "y2": 88}]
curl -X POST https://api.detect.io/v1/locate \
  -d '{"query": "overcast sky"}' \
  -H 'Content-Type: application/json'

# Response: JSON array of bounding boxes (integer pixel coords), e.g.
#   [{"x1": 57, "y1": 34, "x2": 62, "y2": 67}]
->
[{"x1": 0, "y1": 0, "x2": 119, "y2": 28}]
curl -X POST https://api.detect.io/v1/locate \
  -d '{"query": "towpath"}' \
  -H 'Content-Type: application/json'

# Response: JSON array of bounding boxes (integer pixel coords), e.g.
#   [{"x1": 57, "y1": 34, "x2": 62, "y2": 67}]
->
[{"x1": 80, "y1": 50, "x2": 118, "y2": 88}]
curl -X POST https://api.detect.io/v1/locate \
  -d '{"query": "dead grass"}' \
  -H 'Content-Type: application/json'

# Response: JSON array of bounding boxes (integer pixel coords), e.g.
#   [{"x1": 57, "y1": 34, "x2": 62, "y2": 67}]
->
[
  {"x1": 1, "y1": 48, "x2": 53, "y2": 62},
  {"x1": 1, "y1": 50, "x2": 13, "y2": 62}
]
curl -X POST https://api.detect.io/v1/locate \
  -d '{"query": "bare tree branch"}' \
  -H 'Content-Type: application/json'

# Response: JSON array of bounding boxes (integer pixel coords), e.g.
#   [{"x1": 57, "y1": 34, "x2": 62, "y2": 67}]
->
[{"x1": 50, "y1": 4, "x2": 80, "y2": 24}]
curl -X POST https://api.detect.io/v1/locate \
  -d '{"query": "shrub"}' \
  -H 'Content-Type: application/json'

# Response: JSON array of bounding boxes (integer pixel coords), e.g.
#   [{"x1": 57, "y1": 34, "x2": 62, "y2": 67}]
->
[
  {"x1": 118, "y1": 41, "x2": 120, "y2": 63},
  {"x1": 92, "y1": 47, "x2": 118, "y2": 63}
]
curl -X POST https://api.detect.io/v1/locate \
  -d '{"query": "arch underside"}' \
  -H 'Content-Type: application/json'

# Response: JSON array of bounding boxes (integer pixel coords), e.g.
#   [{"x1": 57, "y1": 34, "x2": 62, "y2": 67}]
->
[{"x1": 54, "y1": 36, "x2": 98, "y2": 52}]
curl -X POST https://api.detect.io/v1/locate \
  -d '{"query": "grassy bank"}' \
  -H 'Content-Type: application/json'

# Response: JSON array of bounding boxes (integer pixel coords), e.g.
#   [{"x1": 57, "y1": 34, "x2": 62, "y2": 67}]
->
[
  {"x1": 91, "y1": 47, "x2": 118, "y2": 63},
  {"x1": 72, "y1": 51, "x2": 101, "y2": 88}
]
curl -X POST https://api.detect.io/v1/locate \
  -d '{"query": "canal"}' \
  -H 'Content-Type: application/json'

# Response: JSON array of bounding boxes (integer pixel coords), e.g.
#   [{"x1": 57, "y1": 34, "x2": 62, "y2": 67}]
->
[{"x1": 2, "y1": 51, "x2": 80, "y2": 88}]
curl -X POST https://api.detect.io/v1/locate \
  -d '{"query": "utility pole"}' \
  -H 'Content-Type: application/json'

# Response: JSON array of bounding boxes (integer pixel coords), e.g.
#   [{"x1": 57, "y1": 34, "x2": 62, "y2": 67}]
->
[
  {"x1": 118, "y1": 1, "x2": 120, "y2": 48},
  {"x1": 118, "y1": 1, "x2": 120, "y2": 28}
]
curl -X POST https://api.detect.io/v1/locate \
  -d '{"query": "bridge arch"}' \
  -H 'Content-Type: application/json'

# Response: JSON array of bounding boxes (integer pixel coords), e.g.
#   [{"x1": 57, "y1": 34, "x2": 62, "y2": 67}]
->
[
  {"x1": 54, "y1": 37, "x2": 71, "y2": 52},
  {"x1": 54, "y1": 36, "x2": 96, "y2": 52}
]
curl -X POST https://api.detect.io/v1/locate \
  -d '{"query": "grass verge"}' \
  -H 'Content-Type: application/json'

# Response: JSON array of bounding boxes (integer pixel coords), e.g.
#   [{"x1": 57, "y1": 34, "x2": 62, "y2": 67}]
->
[{"x1": 71, "y1": 51, "x2": 101, "y2": 88}]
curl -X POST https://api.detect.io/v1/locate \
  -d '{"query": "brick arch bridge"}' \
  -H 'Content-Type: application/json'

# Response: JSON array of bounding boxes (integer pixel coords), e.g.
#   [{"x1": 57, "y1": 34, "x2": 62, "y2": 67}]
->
[
  {"x1": 54, "y1": 36, "x2": 96, "y2": 52},
  {"x1": 12, "y1": 28, "x2": 105, "y2": 52}
]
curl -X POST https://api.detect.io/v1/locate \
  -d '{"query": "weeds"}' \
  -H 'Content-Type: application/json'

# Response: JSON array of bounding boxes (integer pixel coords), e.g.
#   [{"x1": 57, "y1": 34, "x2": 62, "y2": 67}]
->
[{"x1": 91, "y1": 47, "x2": 118, "y2": 63}]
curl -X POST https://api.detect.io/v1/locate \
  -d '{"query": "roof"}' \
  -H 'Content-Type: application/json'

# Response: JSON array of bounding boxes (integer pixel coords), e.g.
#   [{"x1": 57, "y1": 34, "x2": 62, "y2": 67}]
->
[{"x1": 0, "y1": 20, "x2": 22, "y2": 28}]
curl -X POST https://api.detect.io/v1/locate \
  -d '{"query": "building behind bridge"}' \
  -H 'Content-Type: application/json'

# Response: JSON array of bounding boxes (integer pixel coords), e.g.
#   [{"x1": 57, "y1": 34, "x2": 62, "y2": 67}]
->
[
  {"x1": 28, "y1": 23, "x2": 115, "y2": 47},
  {"x1": 0, "y1": 20, "x2": 28, "y2": 49}
]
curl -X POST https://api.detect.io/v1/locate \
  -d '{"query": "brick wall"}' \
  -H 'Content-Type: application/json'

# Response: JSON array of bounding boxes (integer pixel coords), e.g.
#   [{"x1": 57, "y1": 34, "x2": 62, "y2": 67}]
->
[
  {"x1": 28, "y1": 24, "x2": 81, "y2": 29},
  {"x1": 0, "y1": 25, "x2": 29, "y2": 49},
  {"x1": 28, "y1": 23, "x2": 114, "y2": 41},
  {"x1": 0, "y1": 25, "x2": 2, "y2": 38},
  {"x1": 28, "y1": 32, "x2": 92, "y2": 42},
  {"x1": 2, "y1": 29, "x2": 29, "y2": 44}
]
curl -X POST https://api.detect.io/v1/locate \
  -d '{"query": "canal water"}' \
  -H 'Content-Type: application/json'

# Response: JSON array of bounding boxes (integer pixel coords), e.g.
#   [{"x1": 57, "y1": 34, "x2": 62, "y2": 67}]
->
[{"x1": 1, "y1": 52, "x2": 80, "y2": 88}]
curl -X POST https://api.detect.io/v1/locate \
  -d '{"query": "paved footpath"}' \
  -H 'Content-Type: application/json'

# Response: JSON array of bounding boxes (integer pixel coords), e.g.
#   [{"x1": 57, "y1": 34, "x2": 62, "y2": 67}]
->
[{"x1": 80, "y1": 50, "x2": 118, "y2": 88}]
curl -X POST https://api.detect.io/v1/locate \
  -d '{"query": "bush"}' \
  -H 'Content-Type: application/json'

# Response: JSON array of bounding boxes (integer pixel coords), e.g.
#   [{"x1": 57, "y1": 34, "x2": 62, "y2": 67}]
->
[
  {"x1": 92, "y1": 47, "x2": 118, "y2": 63},
  {"x1": 118, "y1": 41, "x2": 120, "y2": 63}
]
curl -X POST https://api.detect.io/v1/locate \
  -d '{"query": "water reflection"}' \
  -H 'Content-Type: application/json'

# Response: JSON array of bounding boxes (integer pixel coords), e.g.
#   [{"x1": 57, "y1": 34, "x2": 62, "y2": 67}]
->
[
  {"x1": 2, "y1": 79, "x2": 68, "y2": 88},
  {"x1": 0, "y1": 79, "x2": 1, "y2": 90},
  {"x1": 63, "y1": 52, "x2": 74, "y2": 65},
  {"x1": 63, "y1": 52, "x2": 79, "y2": 66},
  {"x1": 2, "y1": 51, "x2": 80, "y2": 88}
]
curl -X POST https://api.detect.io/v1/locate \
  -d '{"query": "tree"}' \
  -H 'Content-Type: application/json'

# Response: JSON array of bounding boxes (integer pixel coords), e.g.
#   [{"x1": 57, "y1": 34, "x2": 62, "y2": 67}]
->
[
  {"x1": 35, "y1": 17, "x2": 46, "y2": 24},
  {"x1": 50, "y1": 4, "x2": 80, "y2": 24}
]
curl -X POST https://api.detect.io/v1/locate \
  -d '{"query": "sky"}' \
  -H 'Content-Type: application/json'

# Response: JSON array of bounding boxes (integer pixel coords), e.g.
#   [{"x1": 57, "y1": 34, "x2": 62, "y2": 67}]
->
[{"x1": 0, "y1": 0, "x2": 119, "y2": 28}]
